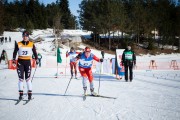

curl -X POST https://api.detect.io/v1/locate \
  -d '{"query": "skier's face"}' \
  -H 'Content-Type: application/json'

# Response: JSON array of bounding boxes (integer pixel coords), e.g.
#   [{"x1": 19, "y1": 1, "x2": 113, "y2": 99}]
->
[
  {"x1": 127, "y1": 46, "x2": 131, "y2": 50},
  {"x1": 85, "y1": 51, "x2": 91, "y2": 57},
  {"x1": 23, "y1": 35, "x2": 29, "y2": 41}
]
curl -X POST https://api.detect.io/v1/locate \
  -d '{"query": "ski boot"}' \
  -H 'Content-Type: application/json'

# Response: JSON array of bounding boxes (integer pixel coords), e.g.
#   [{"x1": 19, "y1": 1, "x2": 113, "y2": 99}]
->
[
  {"x1": 90, "y1": 88, "x2": 97, "y2": 96},
  {"x1": 83, "y1": 87, "x2": 87, "y2": 96},
  {"x1": 28, "y1": 90, "x2": 32, "y2": 100},
  {"x1": 19, "y1": 90, "x2": 23, "y2": 100}
]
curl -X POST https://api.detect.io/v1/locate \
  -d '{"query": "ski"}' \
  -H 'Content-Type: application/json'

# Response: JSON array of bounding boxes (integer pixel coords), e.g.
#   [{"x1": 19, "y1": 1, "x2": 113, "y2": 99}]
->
[
  {"x1": 86, "y1": 94, "x2": 117, "y2": 99},
  {"x1": 83, "y1": 94, "x2": 86, "y2": 101},
  {"x1": 23, "y1": 98, "x2": 34, "y2": 105},
  {"x1": 15, "y1": 98, "x2": 24, "y2": 105}
]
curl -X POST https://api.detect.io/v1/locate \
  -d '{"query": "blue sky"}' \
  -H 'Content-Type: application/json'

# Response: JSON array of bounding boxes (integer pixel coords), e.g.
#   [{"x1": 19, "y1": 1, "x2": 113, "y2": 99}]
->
[
  {"x1": 40, "y1": 0, "x2": 82, "y2": 16},
  {"x1": 8, "y1": 0, "x2": 81, "y2": 16}
]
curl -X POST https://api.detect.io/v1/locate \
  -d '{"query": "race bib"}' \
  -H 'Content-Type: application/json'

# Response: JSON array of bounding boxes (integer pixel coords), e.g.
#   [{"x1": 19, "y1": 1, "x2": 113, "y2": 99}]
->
[
  {"x1": 18, "y1": 47, "x2": 32, "y2": 57},
  {"x1": 79, "y1": 59, "x2": 93, "y2": 67},
  {"x1": 125, "y1": 54, "x2": 133, "y2": 60},
  {"x1": 70, "y1": 54, "x2": 77, "y2": 60}
]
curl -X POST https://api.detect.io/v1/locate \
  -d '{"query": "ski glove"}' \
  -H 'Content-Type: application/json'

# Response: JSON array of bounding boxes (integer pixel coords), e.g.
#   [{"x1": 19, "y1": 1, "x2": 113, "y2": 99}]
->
[
  {"x1": 36, "y1": 59, "x2": 39, "y2": 65},
  {"x1": 99, "y1": 59, "x2": 103, "y2": 62},
  {"x1": 76, "y1": 53, "x2": 82, "y2": 59},
  {"x1": 12, "y1": 60, "x2": 16, "y2": 66}
]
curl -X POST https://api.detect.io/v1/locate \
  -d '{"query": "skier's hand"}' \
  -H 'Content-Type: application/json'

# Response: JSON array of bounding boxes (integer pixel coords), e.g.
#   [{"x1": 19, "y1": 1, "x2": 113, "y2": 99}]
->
[
  {"x1": 66, "y1": 51, "x2": 68, "y2": 54},
  {"x1": 99, "y1": 58, "x2": 103, "y2": 62},
  {"x1": 133, "y1": 64, "x2": 136, "y2": 69},
  {"x1": 76, "y1": 53, "x2": 82, "y2": 59},
  {"x1": 12, "y1": 60, "x2": 16, "y2": 67},
  {"x1": 122, "y1": 63, "x2": 124, "y2": 66},
  {"x1": 36, "y1": 59, "x2": 39, "y2": 65}
]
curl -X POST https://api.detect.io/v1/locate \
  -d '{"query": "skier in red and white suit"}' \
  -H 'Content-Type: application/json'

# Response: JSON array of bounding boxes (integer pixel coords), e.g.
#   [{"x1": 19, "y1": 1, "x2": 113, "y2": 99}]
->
[
  {"x1": 66, "y1": 47, "x2": 80, "y2": 79},
  {"x1": 76, "y1": 47, "x2": 103, "y2": 95}
]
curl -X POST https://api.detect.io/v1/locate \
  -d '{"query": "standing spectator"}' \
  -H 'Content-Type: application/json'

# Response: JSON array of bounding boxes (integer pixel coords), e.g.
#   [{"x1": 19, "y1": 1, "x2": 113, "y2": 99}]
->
[
  {"x1": 9, "y1": 36, "x2": 11, "y2": 42},
  {"x1": 5, "y1": 37, "x2": 7, "y2": 43},
  {"x1": 12, "y1": 31, "x2": 38, "y2": 100},
  {"x1": 1, "y1": 37, "x2": 4, "y2": 44},
  {"x1": 0, "y1": 37, "x2": 2, "y2": 44},
  {"x1": 76, "y1": 47, "x2": 103, "y2": 95},
  {"x1": 122, "y1": 45, "x2": 136, "y2": 82},
  {"x1": 0, "y1": 49, "x2": 6, "y2": 60},
  {"x1": 37, "y1": 53, "x2": 42, "y2": 67}
]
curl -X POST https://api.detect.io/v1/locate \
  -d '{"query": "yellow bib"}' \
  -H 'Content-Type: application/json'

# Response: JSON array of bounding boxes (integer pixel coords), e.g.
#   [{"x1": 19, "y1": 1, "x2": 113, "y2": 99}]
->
[{"x1": 17, "y1": 41, "x2": 34, "y2": 60}]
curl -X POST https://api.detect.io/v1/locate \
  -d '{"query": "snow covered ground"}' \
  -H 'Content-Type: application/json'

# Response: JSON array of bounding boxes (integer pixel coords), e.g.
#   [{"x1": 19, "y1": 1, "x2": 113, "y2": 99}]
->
[{"x1": 0, "y1": 30, "x2": 180, "y2": 120}]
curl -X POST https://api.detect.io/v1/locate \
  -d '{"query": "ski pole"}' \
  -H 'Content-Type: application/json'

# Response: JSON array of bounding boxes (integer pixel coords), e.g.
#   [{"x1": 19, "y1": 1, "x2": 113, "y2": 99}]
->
[
  {"x1": 65, "y1": 56, "x2": 67, "y2": 77},
  {"x1": 64, "y1": 78, "x2": 72, "y2": 95},
  {"x1": 98, "y1": 62, "x2": 102, "y2": 95}
]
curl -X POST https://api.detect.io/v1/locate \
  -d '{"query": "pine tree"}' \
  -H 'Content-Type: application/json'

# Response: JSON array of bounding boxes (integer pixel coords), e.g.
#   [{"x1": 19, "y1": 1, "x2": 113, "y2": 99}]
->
[
  {"x1": 59, "y1": 0, "x2": 76, "y2": 29},
  {"x1": 0, "y1": 0, "x2": 4, "y2": 34}
]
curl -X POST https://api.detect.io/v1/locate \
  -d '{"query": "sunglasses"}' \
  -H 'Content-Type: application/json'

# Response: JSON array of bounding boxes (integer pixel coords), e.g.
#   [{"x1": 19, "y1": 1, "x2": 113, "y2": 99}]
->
[
  {"x1": 85, "y1": 51, "x2": 91, "y2": 53},
  {"x1": 23, "y1": 35, "x2": 29, "y2": 37}
]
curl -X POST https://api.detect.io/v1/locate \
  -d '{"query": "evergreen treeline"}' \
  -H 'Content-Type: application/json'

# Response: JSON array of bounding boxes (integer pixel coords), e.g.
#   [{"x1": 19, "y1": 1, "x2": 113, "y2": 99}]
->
[
  {"x1": 0, "y1": 0, "x2": 180, "y2": 51},
  {"x1": 0, "y1": 0, "x2": 77, "y2": 33},
  {"x1": 79, "y1": 0, "x2": 180, "y2": 50}
]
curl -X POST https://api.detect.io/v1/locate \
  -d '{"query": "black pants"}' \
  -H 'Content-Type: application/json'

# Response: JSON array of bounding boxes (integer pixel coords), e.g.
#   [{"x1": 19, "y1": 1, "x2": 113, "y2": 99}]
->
[
  {"x1": 124, "y1": 65, "x2": 133, "y2": 81},
  {"x1": 17, "y1": 60, "x2": 31, "y2": 80}
]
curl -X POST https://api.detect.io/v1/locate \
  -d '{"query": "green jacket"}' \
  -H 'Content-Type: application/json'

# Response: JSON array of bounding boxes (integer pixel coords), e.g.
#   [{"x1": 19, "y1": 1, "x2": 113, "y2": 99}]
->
[{"x1": 122, "y1": 49, "x2": 136, "y2": 66}]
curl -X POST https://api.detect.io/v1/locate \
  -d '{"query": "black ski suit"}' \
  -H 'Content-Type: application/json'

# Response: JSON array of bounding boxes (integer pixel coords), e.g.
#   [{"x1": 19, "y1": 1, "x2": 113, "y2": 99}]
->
[
  {"x1": 122, "y1": 49, "x2": 136, "y2": 81},
  {"x1": 13, "y1": 40, "x2": 38, "y2": 98},
  {"x1": 13, "y1": 41, "x2": 38, "y2": 81}
]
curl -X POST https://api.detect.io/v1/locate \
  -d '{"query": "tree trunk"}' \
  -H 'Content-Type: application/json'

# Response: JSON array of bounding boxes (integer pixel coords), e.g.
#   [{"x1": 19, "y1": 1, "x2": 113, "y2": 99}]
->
[
  {"x1": 121, "y1": 31, "x2": 124, "y2": 39},
  {"x1": 108, "y1": 31, "x2": 111, "y2": 50},
  {"x1": 118, "y1": 31, "x2": 120, "y2": 44},
  {"x1": 98, "y1": 33, "x2": 100, "y2": 46},
  {"x1": 179, "y1": 36, "x2": 180, "y2": 52}
]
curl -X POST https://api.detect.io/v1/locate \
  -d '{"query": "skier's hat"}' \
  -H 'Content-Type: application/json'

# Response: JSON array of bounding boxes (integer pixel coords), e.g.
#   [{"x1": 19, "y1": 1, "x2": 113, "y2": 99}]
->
[
  {"x1": 85, "y1": 47, "x2": 91, "y2": 52},
  {"x1": 22, "y1": 31, "x2": 29, "y2": 37},
  {"x1": 127, "y1": 44, "x2": 131, "y2": 50},
  {"x1": 70, "y1": 47, "x2": 74, "y2": 50}
]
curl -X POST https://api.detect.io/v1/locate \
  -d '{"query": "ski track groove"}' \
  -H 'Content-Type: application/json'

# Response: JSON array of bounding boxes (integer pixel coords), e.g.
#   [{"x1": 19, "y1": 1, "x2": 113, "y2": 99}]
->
[
  {"x1": 135, "y1": 72, "x2": 180, "y2": 82},
  {"x1": 135, "y1": 74, "x2": 180, "y2": 90}
]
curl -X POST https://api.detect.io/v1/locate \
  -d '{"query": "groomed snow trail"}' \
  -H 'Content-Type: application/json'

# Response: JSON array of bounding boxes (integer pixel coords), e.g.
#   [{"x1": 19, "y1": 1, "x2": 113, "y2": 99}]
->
[{"x1": 0, "y1": 68, "x2": 180, "y2": 120}]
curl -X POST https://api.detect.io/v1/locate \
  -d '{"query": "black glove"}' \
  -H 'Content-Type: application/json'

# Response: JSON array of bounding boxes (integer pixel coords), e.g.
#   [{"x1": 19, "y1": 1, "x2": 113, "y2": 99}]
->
[
  {"x1": 76, "y1": 53, "x2": 82, "y2": 59},
  {"x1": 12, "y1": 60, "x2": 16, "y2": 66},
  {"x1": 134, "y1": 60, "x2": 136, "y2": 65},
  {"x1": 36, "y1": 59, "x2": 39, "y2": 65},
  {"x1": 99, "y1": 59, "x2": 103, "y2": 62}
]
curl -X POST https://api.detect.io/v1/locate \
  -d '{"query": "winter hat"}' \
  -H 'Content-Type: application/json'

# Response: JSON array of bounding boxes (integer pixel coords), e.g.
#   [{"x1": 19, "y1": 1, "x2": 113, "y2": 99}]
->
[
  {"x1": 22, "y1": 31, "x2": 29, "y2": 36},
  {"x1": 70, "y1": 47, "x2": 74, "y2": 50},
  {"x1": 85, "y1": 47, "x2": 91, "y2": 52}
]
